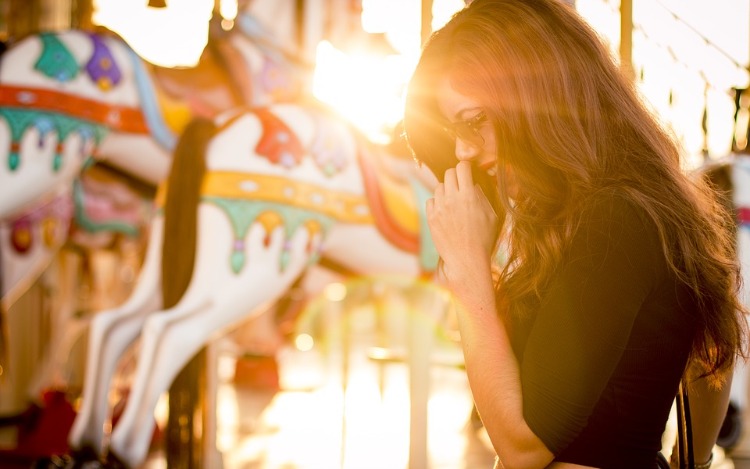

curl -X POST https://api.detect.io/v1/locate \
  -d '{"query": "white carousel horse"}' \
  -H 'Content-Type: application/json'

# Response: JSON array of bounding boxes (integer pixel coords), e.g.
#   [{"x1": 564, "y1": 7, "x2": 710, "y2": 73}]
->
[
  {"x1": 63, "y1": 102, "x2": 439, "y2": 467},
  {"x1": 0, "y1": 0, "x2": 355, "y2": 414},
  {"x1": 0, "y1": 1, "x2": 359, "y2": 460},
  {"x1": 0, "y1": 0, "x2": 333, "y2": 305}
]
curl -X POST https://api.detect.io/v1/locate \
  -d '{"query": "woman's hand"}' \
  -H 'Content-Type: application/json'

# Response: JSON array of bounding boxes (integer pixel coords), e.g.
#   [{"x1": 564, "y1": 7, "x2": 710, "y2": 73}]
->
[{"x1": 426, "y1": 161, "x2": 499, "y2": 291}]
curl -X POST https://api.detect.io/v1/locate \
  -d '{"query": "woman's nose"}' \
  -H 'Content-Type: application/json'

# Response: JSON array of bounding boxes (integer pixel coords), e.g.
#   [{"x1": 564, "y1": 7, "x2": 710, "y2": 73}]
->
[{"x1": 454, "y1": 137, "x2": 480, "y2": 162}]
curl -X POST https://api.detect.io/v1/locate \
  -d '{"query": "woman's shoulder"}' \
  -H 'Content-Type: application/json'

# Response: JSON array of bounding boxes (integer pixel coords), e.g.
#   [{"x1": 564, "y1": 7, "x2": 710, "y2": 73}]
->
[
  {"x1": 569, "y1": 189, "x2": 664, "y2": 258},
  {"x1": 567, "y1": 189, "x2": 666, "y2": 274},
  {"x1": 576, "y1": 189, "x2": 651, "y2": 229}
]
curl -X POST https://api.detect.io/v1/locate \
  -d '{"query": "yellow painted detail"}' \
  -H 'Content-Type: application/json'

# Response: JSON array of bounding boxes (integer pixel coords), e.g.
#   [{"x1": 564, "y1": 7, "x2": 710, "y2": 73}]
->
[
  {"x1": 257, "y1": 211, "x2": 283, "y2": 232},
  {"x1": 42, "y1": 218, "x2": 57, "y2": 246},
  {"x1": 152, "y1": 84, "x2": 193, "y2": 135},
  {"x1": 201, "y1": 171, "x2": 373, "y2": 224},
  {"x1": 377, "y1": 171, "x2": 419, "y2": 235}
]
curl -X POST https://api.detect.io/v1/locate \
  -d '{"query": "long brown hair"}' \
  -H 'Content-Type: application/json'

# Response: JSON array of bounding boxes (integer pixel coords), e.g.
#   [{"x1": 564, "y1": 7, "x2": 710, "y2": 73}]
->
[{"x1": 404, "y1": 0, "x2": 747, "y2": 383}]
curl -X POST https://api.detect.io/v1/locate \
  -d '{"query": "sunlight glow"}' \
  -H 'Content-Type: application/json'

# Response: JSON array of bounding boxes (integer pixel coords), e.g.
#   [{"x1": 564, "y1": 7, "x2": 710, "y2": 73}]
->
[
  {"x1": 313, "y1": 41, "x2": 414, "y2": 143},
  {"x1": 313, "y1": 0, "x2": 466, "y2": 142},
  {"x1": 93, "y1": 0, "x2": 214, "y2": 67}
]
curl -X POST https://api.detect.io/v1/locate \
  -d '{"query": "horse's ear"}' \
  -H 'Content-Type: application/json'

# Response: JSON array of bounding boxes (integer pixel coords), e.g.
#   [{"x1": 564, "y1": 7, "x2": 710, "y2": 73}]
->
[
  {"x1": 699, "y1": 161, "x2": 732, "y2": 193},
  {"x1": 697, "y1": 160, "x2": 734, "y2": 225}
]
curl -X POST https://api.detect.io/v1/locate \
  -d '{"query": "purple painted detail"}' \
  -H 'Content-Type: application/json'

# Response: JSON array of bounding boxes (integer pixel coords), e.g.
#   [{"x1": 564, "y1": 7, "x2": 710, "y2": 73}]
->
[
  {"x1": 234, "y1": 239, "x2": 245, "y2": 251},
  {"x1": 279, "y1": 152, "x2": 296, "y2": 168},
  {"x1": 85, "y1": 34, "x2": 122, "y2": 89}
]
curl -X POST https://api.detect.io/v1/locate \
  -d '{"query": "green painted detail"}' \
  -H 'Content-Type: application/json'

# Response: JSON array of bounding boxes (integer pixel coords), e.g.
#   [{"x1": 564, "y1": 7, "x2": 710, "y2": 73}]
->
[
  {"x1": 35, "y1": 33, "x2": 79, "y2": 82},
  {"x1": 0, "y1": 108, "x2": 107, "y2": 143},
  {"x1": 0, "y1": 108, "x2": 107, "y2": 172},
  {"x1": 8, "y1": 153, "x2": 19, "y2": 171},
  {"x1": 231, "y1": 251, "x2": 246, "y2": 273},
  {"x1": 203, "y1": 197, "x2": 334, "y2": 274},
  {"x1": 280, "y1": 249, "x2": 291, "y2": 271},
  {"x1": 411, "y1": 178, "x2": 439, "y2": 273},
  {"x1": 72, "y1": 178, "x2": 140, "y2": 237},
  {"x1": 53, "y1": 153, "x2": 62, "y2": 172}
]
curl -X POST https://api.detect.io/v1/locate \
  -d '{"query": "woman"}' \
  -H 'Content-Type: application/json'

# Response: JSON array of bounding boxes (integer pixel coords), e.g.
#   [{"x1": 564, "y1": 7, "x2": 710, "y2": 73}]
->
[{"x1": 403, "y1": 0, "x2": 748, "y2": 467}]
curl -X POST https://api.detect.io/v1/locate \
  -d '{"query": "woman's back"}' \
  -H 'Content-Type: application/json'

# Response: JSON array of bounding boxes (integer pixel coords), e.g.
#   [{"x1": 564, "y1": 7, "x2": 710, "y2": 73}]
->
[{"x1": 508, "y1": 195, "x2": 697, "y2": 467}]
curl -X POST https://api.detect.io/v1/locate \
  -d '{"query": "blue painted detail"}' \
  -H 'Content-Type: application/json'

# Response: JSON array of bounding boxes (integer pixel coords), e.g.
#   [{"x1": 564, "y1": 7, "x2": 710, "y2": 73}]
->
[{"x1": 127, "y1": 46, "x2": 176, "y2": 151}]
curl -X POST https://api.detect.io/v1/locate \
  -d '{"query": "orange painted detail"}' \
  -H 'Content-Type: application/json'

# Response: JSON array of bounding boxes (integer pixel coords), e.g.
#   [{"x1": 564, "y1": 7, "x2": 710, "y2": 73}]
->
[
  {"x1": 0, "y1": 84, "x2": 149, "y2": 134},
  {"x1": 357, "y1": 150, "x2": 420, "y2": 254}
]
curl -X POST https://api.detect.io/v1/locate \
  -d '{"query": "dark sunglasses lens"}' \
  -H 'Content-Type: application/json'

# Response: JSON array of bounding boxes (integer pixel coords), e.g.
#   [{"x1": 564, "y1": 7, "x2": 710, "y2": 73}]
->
[{"x1": 454, "y1": 124, "x2": 484, "y2": 146}]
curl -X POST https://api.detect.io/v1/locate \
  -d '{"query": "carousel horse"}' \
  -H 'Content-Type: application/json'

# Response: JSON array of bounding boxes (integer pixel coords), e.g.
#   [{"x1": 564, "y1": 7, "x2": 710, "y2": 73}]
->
[
  {"x1": 0, "y1": 0, "x2": 326, "y2": 304},
  {"x1": 0, "y1": 0, "x2": 349, "y2": 460},
  {"x1": 59, "y1": 101, "x2": 442, "y2": 468}
]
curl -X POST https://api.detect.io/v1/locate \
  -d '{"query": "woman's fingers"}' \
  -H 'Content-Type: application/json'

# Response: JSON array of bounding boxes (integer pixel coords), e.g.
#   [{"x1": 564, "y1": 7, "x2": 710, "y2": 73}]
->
[
  {"x1": 455, "y1": 161, "x2": 474, "y2": 189},
  {"x1": 442, "y1": 161, "x2": 476, "y2": 195},
  {"x1": 443, "y1": 167, "x2": 458, "y2": 193}
]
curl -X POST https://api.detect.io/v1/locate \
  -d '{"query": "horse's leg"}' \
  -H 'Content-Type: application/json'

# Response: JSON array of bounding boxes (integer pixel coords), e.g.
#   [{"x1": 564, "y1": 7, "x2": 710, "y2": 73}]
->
[
  {"x1": 107, "y1": 212, "x2": 318, "y2": 467},
  {"x1": 67, "y1": 216, "x2": 164, "y2": 455}
]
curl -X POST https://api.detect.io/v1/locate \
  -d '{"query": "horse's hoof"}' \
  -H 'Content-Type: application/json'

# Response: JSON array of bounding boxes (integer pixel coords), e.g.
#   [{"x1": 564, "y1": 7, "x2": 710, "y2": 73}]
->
[
  {"x1": 31, "y1": 447, "x2": 105, "y2": 469},
  {"x1": 30, "y1": 454, "x2": 74, "y2": 469},
  {"x1": 70, "y1": 446, "x2": 105, "y2": 469},
  {"x1": 102, "y1": 450, "x2": 129, "y2": 469}
]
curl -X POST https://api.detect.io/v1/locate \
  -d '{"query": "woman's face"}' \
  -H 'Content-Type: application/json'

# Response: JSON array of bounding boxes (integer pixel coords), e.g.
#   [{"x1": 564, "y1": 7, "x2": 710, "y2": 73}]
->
[{"x1": 437, "y1": 77, "x2": 519, "y2": 200}]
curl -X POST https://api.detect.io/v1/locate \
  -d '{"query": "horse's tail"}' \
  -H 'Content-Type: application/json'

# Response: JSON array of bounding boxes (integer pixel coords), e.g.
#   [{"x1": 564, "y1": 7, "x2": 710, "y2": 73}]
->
[{"x1": 161, "y1": 117, "x2": 216, "y2": 308}]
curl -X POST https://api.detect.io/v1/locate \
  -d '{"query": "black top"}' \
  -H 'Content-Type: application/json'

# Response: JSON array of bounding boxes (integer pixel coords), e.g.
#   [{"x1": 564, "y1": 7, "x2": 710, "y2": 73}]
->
[{"x1": 508, "y1": 195, "x2": 697, "y2": 468}]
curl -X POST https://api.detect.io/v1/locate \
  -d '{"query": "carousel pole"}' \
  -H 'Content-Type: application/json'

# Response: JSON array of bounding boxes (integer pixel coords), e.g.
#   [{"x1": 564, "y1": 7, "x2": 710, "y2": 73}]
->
[
  {"x1": 70, "y1": 0, "x2": 94, "y2": 31},
  {"x1": 406, "y1": 5, "x2": 433, "y2": 468},
  {"x1": 619, "y1": 0, "x2": 634, "y2": 81},
  {"x1": 160, "y1": 6, "x2": 204, "y2": 467},
  {"x1": 420, "y1": 0, "x2": 433, "y2": 49}
]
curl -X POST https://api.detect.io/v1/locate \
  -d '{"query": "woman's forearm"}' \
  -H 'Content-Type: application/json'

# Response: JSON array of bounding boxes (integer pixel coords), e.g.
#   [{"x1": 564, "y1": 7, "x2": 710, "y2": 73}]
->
[
  {"x1": 683, "y1": 364, "x2": 732, "y2": 465},
  {"x1": 448, "y1": 264, "x2": 554, "y2": 468}
]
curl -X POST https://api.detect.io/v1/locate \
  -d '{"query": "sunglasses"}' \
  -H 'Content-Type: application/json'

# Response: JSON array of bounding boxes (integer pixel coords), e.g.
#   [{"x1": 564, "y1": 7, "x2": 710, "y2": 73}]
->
[{"x1": 443, "y1": 111, "x2": 488, "y2": 148}]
